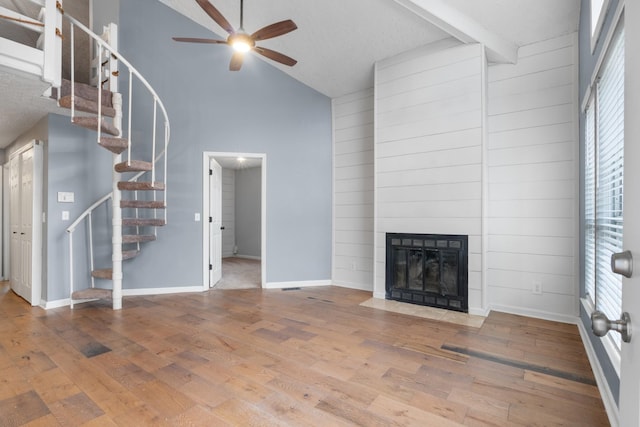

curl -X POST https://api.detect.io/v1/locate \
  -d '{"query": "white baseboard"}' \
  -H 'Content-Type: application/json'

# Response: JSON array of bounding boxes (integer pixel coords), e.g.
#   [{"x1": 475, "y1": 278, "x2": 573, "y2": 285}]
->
[
  {"x1": 469, "y1": 306, "x2": 490, "y2": 317},
  {"x1": 489, "y1": 303, "x2": 579, "y2": 325},
  {"x1": 332, "y1": 280, "x2": 373, "y2": 292},
  {"x1": 42, "y1": 298, "x2": 71, "y2": 309},
  {"x1": 40, "y1": 286, "x2": 205, "y2": 309},
  {"x1": 577, "y1": 321, "x2": 619, "y2": 427},
  {"x1": 265, "y1": 280, "x2": 331, "y2": 289}
]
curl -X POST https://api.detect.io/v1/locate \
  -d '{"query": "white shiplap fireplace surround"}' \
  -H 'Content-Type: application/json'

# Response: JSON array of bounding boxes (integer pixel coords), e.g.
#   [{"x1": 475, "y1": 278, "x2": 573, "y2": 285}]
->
[{"x1": 333, "y1": 34, "x2": 579, "y2": 321}]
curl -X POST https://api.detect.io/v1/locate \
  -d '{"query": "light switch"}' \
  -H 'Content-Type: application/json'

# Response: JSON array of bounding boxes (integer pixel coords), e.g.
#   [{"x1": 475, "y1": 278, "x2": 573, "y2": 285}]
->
[
  {"x1": 62, "y1": 211, "x2": 69, "y2": 221},
  {"x1": 194, "y1": 213, "x2": 200, "y2": 222},
  {"x1": 58, "y1": 192, "x2": 75, "y2": 203}
]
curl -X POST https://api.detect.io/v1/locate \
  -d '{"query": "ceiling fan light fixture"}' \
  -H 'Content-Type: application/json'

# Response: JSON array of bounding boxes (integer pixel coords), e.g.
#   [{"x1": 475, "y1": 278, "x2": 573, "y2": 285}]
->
[{"x1": 230, "y1": 33, "x2": 253, "y2": 53}]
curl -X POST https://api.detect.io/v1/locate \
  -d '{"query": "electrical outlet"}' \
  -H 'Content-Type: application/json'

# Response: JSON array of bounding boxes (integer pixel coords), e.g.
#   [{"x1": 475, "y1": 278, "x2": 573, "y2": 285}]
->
[{"x1": 532, "y1": 280, "x2": 542, "y2": 295}]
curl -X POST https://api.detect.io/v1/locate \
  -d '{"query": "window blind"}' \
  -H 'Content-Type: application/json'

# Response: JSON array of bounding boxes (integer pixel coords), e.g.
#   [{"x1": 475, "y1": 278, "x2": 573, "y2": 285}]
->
[
  {"x1": 595, "y1": 26, "x2": 624, "y2": 350},
  {"x1": 585, "y1": 102, "x2": 596, "y2": 303}
]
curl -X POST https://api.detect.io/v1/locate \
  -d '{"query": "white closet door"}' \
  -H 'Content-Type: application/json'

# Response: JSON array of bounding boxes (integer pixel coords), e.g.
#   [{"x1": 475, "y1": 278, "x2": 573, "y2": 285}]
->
[
  {"x1": 20, "y1": 148, "x2": 34, "y2": 303},
  {"x1": 9, "y1": 144, "x2": 42, "y2": 306},
  {"x1": 209, "y1": 158, "x2": 222, "y2": 286},
  {"x1": 9, "y1": 155, "x2": 22, "y2": 299}
]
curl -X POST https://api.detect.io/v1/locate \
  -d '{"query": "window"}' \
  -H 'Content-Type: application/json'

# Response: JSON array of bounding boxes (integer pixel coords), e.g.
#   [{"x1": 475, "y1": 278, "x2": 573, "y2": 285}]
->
[
  {"x1": 584, "y1": 24, "x2": 624, "y2": 353},
  {"x1": 591, "y1": 0, "x2": 610, "y2": 51}
]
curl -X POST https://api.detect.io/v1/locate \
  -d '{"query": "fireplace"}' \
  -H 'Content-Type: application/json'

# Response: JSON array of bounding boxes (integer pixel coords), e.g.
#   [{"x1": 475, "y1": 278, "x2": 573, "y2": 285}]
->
[{"x1": 386, "y1": 233, "x2": 468, "y2": 312}]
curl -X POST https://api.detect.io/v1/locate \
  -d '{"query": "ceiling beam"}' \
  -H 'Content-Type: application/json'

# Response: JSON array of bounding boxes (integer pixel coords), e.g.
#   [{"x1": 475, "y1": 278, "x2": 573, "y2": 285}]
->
[{"x1": 394, "y1": 0, "x2": 518, "y2": 64}]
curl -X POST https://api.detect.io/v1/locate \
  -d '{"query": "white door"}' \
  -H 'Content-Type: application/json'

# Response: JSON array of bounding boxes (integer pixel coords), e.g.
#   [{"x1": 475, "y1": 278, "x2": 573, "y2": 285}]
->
[
  {"x1": 619, "y1": 3, "x2": 640, "y2": 424},
  {"x1": 9, "y1": 155, "x2": 22, "y2": 298},
  {"x1": 20, "y1": 148, "x2": 34, "y2": 303},
  {"x1": 209, "y1": 158, "x2": 222, "y2": 286},
  {"x1": 9, "y1": 144, "x2": 42, "y2": 306}
]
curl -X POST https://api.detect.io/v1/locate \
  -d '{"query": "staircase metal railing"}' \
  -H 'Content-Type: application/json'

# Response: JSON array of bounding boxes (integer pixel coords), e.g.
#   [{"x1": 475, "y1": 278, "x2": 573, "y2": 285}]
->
[{"x1": 62, "y1": 11, "x2": 170, "y2": 307}]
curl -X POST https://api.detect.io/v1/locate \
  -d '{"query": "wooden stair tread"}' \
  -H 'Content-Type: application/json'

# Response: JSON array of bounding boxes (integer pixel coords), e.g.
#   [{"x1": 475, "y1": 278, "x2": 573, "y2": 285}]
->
[
  {"x1": 122, "y1": 250, "x2": 140, "y2": 260},
  {"x1": 121, "y1": 200, "x2": 166, "y2": 209},
  {"x1": 99, "y1": 137, "x2": 129, "y2": 154},
  {"x1": 91, "y1": 269, "x2": 113, "y2": 280},
  {"x1": 59, "y1": 95, "x2": 116, "y2": 117},
  {"x1": 118, "y1": 181, "x2": 165, "y2": 191},
  {"x1": 72, "y1": 288, "x2": 112, "y2": 300},
  {"x1": 122, "y1": 218, "x2": 165, "y2": 227},
  {"x1": 123, "y1": 234, "x2": 156, "y2": 244},
  {"x1": 72, "y1": 117, "x2": 119, "y2": 136},
  {"x1": 115, "y1": 160, "x2": 152, "y2": 173},
  {"x1": 59, "y1": 79, "x2": 113, "y2": 107}
]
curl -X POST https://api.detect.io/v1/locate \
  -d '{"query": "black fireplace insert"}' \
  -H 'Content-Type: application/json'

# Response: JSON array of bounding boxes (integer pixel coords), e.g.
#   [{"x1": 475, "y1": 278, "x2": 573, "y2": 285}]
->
[{"x1": 386, "y1": 233, "x2": 468, "y2": 312}]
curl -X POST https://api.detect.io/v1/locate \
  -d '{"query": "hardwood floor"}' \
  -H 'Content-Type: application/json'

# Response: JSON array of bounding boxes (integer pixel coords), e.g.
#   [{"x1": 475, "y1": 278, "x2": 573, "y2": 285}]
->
[{"x1": 0, "y1": 282, "x2": 608, "y2": 426}]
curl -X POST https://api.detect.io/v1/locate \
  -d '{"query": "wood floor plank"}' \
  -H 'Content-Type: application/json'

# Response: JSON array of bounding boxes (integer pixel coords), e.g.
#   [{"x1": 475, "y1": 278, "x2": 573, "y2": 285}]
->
[{"x1": 0, "y1": 282, "x2": 609, "y2": 426}]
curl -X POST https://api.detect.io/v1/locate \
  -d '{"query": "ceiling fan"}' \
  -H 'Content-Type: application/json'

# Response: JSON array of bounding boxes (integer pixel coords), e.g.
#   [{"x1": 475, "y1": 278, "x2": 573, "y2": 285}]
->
[{"x1": 173, "y1": 0, "x2": 298, "y2": 71}]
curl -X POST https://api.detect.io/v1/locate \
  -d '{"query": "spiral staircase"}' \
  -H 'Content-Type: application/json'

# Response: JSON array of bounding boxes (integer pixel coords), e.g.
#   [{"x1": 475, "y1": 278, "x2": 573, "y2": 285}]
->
[{"x1": 0, "y1": 0, "x2": 170, "y2": 310}]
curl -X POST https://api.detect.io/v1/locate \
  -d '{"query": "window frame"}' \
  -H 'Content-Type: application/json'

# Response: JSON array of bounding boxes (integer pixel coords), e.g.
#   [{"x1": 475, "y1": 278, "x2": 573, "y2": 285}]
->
[{"x1": 591, "y1": 0, "x2": 611, "y2": 53}]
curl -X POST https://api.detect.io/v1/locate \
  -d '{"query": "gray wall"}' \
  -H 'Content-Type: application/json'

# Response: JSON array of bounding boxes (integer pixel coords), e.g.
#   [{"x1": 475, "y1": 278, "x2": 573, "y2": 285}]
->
[
  {"x1": 578, "y1": 0, "x2": 621, "y2": 404},
  {"x1": 92, "y1": 0, "x2": 119, "y2": 31},
  {"x1": 235, "y1": 167, "x2": 261, "y2": 258},
  {"x1": 114, "y1": 0, "x2": 331, "y2": 287},
  {"x1": 46, "y1": 114, "x2": 113, "y2": 301}
]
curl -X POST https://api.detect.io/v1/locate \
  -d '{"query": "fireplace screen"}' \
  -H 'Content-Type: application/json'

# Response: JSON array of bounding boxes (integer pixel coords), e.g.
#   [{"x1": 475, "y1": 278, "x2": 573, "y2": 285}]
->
[{"x1": 386, "y1": 233, "x2": 468, "y2": 312}]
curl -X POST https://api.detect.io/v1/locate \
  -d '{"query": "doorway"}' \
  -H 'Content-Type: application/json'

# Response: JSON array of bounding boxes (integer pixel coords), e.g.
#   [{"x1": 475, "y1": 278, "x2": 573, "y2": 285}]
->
[{"x1": 202, "y1": 152, "x2": 266, "y2": 289}]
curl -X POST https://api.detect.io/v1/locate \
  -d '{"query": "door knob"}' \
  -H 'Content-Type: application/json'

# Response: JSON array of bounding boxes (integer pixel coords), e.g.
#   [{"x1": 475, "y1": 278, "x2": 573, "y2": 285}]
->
[
  {"x1": 591, "y1": 311, "x2": 632, "y2": 343},
  {"x1": 611, "y1": 250, "x2": 633, "y2": 278}
]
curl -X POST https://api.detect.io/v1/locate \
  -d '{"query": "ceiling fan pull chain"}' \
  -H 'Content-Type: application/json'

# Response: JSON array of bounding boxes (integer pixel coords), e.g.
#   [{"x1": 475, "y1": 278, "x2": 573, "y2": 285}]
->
[{"x1": 240, "y1": 0, "x2": 244, "y2": 30}]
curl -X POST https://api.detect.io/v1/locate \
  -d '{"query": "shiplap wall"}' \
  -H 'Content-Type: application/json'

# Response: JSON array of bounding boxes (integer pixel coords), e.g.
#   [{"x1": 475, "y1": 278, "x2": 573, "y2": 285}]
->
[
  {"x1": 373, "y1": 44, "x2": 485, "y2": 311},
  {"x1": 332, "y1": 89, "x2": 375, "y2": 290},
  {"x1": 221, "y1": 168, "x2": 235, "y2": 258},
  {"x1": 487, "y1": 34, "x2": 579, "y2": 320}
]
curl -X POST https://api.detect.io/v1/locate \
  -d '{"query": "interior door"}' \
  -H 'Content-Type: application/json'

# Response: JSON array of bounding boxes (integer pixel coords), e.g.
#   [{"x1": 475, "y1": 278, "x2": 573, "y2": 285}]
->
[
  {"x1": 620, "y1": 3, "x2": 640, "y2": 424},
  {"x1": 20, "y1": 148, "x2": 34, "y2": 303},
  {"x1": 9, "y1": 154, "x2": 22, "y2": 299},
  {"x1": 209, "y1": 158, "x2": 222, "y2": 286}
]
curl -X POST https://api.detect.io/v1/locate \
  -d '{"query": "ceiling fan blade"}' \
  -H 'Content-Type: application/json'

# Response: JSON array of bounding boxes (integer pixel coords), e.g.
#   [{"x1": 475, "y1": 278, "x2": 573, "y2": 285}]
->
[
  {"x1": 251, "y1": 20, "x2": 297, "y2": 41},
  {"x1": 172, "y1": 37, "x2": 227, "y2": 44},
  {"x1": 254, "y1": 46, "x2": 297, "y2": 67},
  {"x1": 229, "y1": 52, "x2": 244, "y2": 71},
  {"x1": 196, "y1": 0, "x2": 235, "y2": 34}
]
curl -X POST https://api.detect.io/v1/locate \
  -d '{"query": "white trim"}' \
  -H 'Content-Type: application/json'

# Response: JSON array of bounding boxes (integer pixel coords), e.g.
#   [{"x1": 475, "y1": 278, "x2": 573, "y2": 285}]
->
[
  {"x1": 490, "y1": 304, "x2": 579, "y2": 325},
  {"x1": 331, "y1": 98, "x2": 337, "y2": 298},
  {"x1": 41, "y1": 298, "x2": 71, "y2": 309},
  {"x1": 0, "y1": 36, "x2": 44, "y2": 76},
  {"x1": 469, "y1": 306, "x2": 490, "y2": 317},
  {"x1": 581, "y1": 0, "x2": 625, "y2": 109},
  {"x1": 333, "y1": 280, "x2": 373, "y2": 292},
  {"x1": 41, "y1": 286, "x2": 205, "y2": 309},
  {"x1": 572, "y1": 31, "x2": 582, "y2": 319},
  {"x1": 265, "y1": 280, "x2": 331, "y2": 290},
  {"x1": 203, "y1": 152, "x2": 267, "y2": 290},
  {"x1": 578, "y1": 319, "x2": 620, "y2": 427},
  {"x1": 581, "y1": 297, "x2": 621, "y2": 376},
  {"x1": 31, "y1": 141, "x2": 43, "y2": 307},
  {"x1": 591, "y1": 0, "x2": 612, "y2": 54},
  {"x1": 373, "y1": 290, "x2": 386, "y2": 299},
  {"x1": 480, "y1": 45, "x2": 489, "y2": 313},
  {"x1": 394, "y1": 0, "x2": 518, "y2": 63}
]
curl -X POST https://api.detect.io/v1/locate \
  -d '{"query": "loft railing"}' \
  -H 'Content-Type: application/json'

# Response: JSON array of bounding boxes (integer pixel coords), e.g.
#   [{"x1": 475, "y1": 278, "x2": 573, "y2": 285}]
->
[{"x1": 0, "y1": 0, "x2": 62, "y2": 85}]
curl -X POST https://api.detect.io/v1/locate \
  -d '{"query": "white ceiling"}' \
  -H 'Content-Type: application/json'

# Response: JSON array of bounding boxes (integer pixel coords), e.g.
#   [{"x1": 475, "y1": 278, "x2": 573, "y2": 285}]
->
[
  {"x1": 0, "y1": 0, "x2": 581, "y2": 149},
  {"x1": 160, "y1": 0, "x2": 581, "y2": 98}
]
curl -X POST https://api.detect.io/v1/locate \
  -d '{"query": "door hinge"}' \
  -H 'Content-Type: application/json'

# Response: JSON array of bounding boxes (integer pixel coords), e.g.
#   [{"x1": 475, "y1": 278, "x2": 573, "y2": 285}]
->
[
  {"x1": 209, "y1": 264, "x2": 212, "y2": 271},
  {"x1": 209, "y1": 217, "x2": 212, "y2": 223},
  {"x1": 209, "y1": 169, "x2": 213, "y2": 176}
]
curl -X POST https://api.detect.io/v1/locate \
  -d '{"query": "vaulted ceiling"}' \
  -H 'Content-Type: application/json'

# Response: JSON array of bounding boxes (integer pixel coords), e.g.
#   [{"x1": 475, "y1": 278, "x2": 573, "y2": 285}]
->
[
  {"x1": 160, "y1": 0, "x2": 581, "y2": 98},
  {"x1": 0, "y1": 0, "x2": 581, "y2": 148}
]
